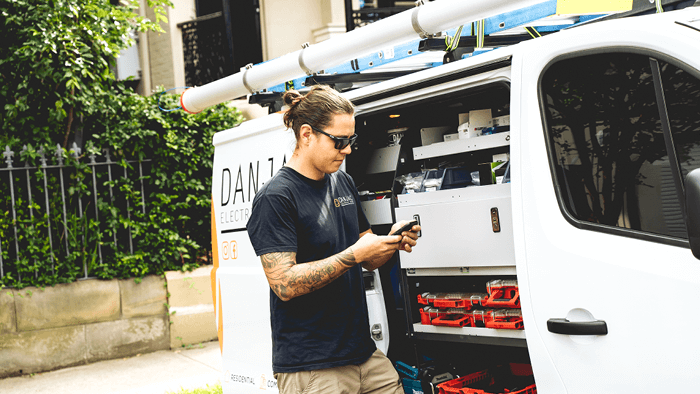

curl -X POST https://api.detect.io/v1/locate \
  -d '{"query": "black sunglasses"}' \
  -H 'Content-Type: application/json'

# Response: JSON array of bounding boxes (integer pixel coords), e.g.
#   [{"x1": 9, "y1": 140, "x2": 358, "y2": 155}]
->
[{"x1": 307, "y1": 124, "x2": 358, "y2": 150}]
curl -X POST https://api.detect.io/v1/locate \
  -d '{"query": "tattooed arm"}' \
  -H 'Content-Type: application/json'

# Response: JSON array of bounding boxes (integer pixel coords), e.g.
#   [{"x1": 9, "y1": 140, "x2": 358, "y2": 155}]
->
[
  {"x1": 260, "y1": 222, "x2": 419, "y2": 301},
  {"x1": 260, "y1": 249, "x2": 358, "y2": 302}
]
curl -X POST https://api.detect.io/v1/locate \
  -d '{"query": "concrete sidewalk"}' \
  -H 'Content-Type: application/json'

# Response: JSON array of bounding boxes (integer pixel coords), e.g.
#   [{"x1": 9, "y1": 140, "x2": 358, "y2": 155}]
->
[{"x1": 0, "y1": 340, "x2": 222, "y2": 394}]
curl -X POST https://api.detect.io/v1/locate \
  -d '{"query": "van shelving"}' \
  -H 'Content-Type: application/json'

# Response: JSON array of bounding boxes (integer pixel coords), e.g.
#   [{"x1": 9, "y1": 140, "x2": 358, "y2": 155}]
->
[
  {"x1": 344, "y1": 75, "x2": 524, "y2": 380},
  {"x1": 404, "y1": 273, "x2": 525, "y2": 343}
]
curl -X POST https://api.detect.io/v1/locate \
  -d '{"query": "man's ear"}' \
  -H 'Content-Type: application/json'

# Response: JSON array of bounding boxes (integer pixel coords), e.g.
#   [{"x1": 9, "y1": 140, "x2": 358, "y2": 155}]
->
[{"x1": 300, "y1": 124, "x2": 313, "y2": 144}]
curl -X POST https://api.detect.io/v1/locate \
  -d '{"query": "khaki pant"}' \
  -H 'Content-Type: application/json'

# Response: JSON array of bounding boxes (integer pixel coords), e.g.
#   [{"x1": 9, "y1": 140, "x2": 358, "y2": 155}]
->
[{"x1": 274, "y1": 349, "x2": 403, "y2": 394}]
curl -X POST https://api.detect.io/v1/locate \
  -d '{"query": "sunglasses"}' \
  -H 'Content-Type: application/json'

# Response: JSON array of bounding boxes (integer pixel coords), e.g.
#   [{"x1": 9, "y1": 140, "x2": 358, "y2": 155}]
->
[{"x1": 307, "y1": 125, "x2": 358, "y2": 150}]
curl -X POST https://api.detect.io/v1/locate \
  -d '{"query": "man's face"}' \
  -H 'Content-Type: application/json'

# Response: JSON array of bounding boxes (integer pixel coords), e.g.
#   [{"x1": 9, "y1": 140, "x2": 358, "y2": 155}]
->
[{"x1": 308, "y1": 113, "x2": 355, "y2": 175}]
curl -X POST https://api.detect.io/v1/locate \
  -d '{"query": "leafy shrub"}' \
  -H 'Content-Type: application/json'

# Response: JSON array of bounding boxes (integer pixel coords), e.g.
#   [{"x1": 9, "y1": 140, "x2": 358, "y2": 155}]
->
[
  {"x1": 0, "y1": 0, "x2": 244, "y2": 288},
  {"x1": 0, "y1": 90, "x2": 243, "y2": 289}
]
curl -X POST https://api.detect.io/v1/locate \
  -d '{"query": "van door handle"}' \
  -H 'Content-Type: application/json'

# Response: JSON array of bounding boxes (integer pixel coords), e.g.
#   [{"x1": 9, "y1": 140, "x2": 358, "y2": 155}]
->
[{"x1": 547, "y1": 318, "x2": 608, "y2": 335}]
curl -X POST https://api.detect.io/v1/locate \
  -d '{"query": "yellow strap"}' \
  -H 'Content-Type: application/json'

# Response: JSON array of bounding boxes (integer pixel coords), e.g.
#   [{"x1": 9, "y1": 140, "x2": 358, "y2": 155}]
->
[
  {"x1": 476, "y1": 19, "x2": 485, "y2": 48},
  {"x1": 445, "y1": 25, "x2": 464, "y2": 52},
  {"x1": 525, "y1": 26, "x2": 541, "y2": 39}
]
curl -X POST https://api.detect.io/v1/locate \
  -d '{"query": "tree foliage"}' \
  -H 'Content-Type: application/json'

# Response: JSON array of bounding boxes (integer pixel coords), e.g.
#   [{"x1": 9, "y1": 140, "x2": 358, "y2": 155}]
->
[
  {"x1": 0, "y1": 1, "x2": 245, "y2": 288},
  {"x1": 1, "y1": 89, "x2": 243, "y2": 289},
  {"x1": 0, "y1": 0, "x2": 171, "y2": 147}
]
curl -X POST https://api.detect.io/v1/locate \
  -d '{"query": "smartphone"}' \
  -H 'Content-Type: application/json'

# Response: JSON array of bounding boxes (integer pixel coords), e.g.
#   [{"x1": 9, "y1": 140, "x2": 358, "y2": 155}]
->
[{"x1": 390, "y1": 220, "x2": 418, "y2": 236}]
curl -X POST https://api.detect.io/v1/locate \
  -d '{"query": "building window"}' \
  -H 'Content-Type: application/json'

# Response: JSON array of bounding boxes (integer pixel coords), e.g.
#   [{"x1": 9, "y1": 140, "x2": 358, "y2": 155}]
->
[{"x1": 541, "y1": 52, "x2": 700, "y2": 240}]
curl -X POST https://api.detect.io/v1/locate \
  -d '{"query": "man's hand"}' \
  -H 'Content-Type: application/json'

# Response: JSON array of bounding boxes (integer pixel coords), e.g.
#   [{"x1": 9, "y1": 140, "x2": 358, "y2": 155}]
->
[
  {"x1": 390, "y1": 220, "x2": 420, "y2": 252},
  {"x1": 351, "y1": 232, "x2": 401, "y2": 263}
]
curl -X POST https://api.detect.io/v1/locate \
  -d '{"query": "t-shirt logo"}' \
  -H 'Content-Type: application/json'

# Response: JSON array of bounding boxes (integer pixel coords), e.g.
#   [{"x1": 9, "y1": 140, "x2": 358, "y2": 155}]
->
[{"x1": 334, "y1": 195, "x2": 354, "y2": 207}]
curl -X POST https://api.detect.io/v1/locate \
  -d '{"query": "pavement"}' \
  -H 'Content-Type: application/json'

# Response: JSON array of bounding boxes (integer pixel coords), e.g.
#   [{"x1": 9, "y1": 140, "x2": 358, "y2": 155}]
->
[{"x1": 0, "y1": 340, "x2": 222, "y2": 394}]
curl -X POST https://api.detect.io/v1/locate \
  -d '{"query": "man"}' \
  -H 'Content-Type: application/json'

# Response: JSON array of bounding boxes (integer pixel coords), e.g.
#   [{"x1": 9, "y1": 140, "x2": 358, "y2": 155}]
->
[{"x1": 247, "y1": 85, "x2": 420, "y2": 394}]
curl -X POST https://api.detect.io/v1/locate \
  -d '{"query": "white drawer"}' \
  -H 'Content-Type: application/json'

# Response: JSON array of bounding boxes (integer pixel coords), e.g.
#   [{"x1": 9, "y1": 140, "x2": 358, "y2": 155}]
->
[{"x1": 395, "y1": 184, "x2": 514, "y2": 269}]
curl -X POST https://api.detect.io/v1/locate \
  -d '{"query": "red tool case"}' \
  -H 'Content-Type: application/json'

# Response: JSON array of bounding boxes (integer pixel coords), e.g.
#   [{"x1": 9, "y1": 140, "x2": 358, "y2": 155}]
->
[
  {"x1": 483, "y1": 280, "x2": 520, "y2": 308},
  {"x1": 418, "y1": 292, "x2": 489, "y2": 309}
]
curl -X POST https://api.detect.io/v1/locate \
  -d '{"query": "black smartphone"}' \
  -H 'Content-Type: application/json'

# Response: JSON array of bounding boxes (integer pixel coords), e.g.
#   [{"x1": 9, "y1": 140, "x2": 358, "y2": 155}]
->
[{"x1": 390, "y1": 220, "x2": 418, "y2": 236}]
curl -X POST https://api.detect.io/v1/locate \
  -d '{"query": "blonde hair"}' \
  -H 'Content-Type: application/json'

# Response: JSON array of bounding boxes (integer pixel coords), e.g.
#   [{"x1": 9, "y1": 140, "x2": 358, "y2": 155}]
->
[{"x1": 282, "y1": 85, "x2": 354, "y2": 146}]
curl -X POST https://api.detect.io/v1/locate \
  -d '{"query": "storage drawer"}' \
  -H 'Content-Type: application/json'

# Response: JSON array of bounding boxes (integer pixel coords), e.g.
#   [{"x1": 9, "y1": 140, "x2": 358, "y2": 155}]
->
[{"x1": 395, "y1": 184, "x2": 514, "y2": 269}]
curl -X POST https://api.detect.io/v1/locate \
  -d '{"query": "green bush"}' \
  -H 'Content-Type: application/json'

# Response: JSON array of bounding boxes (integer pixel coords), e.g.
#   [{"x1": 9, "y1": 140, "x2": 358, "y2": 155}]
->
[
  {"x1": 0, "y1": 0, "x2": 244, "y2": 289},
  {"x1": 0, "y1": 90, "x2": 243, "y2": 289}
]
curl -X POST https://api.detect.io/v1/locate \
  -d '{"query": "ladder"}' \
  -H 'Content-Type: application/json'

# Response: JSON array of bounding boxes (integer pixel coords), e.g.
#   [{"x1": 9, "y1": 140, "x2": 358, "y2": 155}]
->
[{"x1": 179, "y1": 0, "x2": 689, "y2": 113}]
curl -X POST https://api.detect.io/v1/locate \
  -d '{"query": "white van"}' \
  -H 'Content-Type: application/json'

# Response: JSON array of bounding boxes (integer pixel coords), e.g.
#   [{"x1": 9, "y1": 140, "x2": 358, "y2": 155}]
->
[{"x1": 210, "y1": 7, "x2": 700, "y2": 393}]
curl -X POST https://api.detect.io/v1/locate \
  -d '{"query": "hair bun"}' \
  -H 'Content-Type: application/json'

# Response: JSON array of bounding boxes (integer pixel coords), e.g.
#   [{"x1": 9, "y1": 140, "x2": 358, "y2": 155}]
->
[{"x1": 283, "y1": 90, "x2": 304, "y2": 107}]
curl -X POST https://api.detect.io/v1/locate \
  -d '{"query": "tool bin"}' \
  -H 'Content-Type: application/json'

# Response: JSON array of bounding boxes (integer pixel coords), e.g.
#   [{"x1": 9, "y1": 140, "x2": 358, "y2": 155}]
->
[
  {"x1": 418, "y1": 292, "x2": 489, "y2": 309},
  {"x1": 483, "y1": 280, "x2": 520, "y2": 308},
  {"x1": 485, "y1": 309, "x2": 524, "y2": 330},
  {"x1": 396, "y1": 360, "x2": 458, "y2": 394},
  {"x1": 436, "y1": 364, "x2": 536, "y2": 394}
]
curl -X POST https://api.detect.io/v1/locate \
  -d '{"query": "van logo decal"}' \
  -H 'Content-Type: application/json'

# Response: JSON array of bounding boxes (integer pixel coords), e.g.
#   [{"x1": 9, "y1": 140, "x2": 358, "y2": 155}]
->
[{"x1": 222, "y1": 241, "x2": 237, "y2": 260}]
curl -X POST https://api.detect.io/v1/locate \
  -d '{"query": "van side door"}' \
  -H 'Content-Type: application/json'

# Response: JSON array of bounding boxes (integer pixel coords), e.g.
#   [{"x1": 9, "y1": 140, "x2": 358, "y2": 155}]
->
[{"x1": 514, "y1": 12, "x2": 700, "y2": 393}]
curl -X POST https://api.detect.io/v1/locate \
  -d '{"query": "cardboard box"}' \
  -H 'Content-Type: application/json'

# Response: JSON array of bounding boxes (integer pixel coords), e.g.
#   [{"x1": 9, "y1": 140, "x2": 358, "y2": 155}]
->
[
  {"x1": 420, "y1": 126, "x2": 451, "y2": 146},
  {"x1": 493, "y1": 153, "x2": 509, "y2": 163},
  {"x1": 459, "y1": 109, "x2": 492, "y2": 139},
  {"x1": 470, "y1": 109, "x2": 493, "y2": 129},
  {"x1": 458, "y1": 112, "x2": 469, "y2": 125},
  {"x1": 444, "y1": 133, "x2": 459, "y2": 141},
  {"x1": 493, "y1": 115, "x2": 510, "y2": 126}
]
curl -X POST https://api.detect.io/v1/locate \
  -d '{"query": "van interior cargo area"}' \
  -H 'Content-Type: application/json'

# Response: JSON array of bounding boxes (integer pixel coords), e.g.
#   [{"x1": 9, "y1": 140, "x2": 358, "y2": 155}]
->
[{"x1": 344, "y1": 76, "x2": 532, "y2": 393}]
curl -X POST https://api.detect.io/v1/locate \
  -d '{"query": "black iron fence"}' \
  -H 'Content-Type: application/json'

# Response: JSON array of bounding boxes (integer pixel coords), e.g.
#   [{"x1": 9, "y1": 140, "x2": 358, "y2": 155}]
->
[{"x1": 0, "y1": 143, "x2": 151, "y2": 283}]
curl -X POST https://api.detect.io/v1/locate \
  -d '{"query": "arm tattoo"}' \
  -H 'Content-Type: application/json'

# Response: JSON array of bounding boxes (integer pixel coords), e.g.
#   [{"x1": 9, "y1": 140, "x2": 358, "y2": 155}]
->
[{"x1": 260, "y1": 249, "x2": 358, "y2": 301}]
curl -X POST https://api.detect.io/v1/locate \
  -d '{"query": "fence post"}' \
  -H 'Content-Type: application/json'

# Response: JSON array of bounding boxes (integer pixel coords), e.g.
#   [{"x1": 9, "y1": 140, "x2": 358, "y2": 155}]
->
[
  {"x1": 19, "y1": 145, "x2": 39, "y2": 279},
  {"x1": 88, "y1": 151, "x2": 104, "y2": 271},
  {"x1": 103, "y1": 148, "x2": 118, "y2": 249},
  {"x1": 123, "y1": 164, "x2": 134, "y2": 255},
  {"x1": 38, "y1": 146, "x2": 56, "y2": 275},
  {"x1": 70, "y1": 143, "x2": 90, "y2": 279},
  {"x1": 139, "y1": 161, "x2": 146, "y2": 215},
  {"x1": 55, "y1": 144, "x2": 70, "y2": 255},
  {"x1": 0, "y1": 146, "x2": 14, "y2": 279}
]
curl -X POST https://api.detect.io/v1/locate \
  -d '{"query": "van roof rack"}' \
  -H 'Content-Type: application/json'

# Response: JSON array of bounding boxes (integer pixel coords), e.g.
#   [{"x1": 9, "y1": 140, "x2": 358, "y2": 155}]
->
[{"x1": 179, "y1": 0, "x2": 697, "y2": 114}]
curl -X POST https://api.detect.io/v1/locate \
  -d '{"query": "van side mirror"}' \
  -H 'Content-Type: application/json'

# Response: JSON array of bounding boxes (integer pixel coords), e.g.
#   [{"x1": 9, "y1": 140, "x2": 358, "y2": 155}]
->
[{"x1": 685, "y1": 169, "x2": 700, "y2": 259}]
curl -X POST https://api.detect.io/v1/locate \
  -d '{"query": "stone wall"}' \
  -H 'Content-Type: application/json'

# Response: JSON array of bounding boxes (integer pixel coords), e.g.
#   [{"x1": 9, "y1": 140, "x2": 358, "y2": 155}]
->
[
  {"x1": 166, "y1": 266, "x2": 218, "y2": 349},
  {"x1": 0, "y1": 266, "x2": 217, "y2": 378}
]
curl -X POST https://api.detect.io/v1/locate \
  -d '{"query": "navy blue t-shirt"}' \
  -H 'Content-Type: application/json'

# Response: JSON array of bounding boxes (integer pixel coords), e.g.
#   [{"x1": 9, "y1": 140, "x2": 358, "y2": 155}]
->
[{"x1": 247, "y1": 167, "x2": 375, "y2": 373}]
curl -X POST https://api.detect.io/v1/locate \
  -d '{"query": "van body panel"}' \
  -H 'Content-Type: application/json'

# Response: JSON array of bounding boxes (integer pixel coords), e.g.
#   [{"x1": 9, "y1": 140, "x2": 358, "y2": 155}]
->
[
  {"x1": 514, "y1": 8, "x2": 700, "y2": 393},
  {"x1": 212, "y1": 112, "x2": 390, "y2": 392},
  {"x1": 213, "y1": 122, "x2": 293, "y2": 392},
  {"x1": 212, "y1": 8, "x2": 700, "y2": 394}
]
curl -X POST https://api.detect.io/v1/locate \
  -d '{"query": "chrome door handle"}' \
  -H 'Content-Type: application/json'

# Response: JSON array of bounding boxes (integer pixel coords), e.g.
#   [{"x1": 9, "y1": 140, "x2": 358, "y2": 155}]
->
[{"x1": 547, "y1": 318, "x2": 608, "y2": 335}]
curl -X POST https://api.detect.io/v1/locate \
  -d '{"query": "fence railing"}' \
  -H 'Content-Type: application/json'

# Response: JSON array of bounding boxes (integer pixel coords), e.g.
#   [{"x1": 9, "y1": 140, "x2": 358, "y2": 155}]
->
[{"x1": 0, "y1": 143, "x2": 151, "y2": 283}]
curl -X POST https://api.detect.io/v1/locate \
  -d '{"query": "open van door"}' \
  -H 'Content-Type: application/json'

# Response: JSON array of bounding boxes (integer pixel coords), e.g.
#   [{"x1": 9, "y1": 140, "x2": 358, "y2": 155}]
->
[
  {"x1": 513, "y1": 11, "x2": 700, "y2": 393},
  {"x1": 212, "y1": 113, "x2": 391, "y2": 393}
]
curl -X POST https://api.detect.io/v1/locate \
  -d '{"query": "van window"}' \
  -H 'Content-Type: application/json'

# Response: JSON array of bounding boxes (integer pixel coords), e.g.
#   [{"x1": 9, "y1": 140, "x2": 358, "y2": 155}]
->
[
  {"x1": 664, "y1": 63, "x2": 700, "y2": 178},
  {"x1": 541, "y1": 52, "x2": 700, "y2": 240}
]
